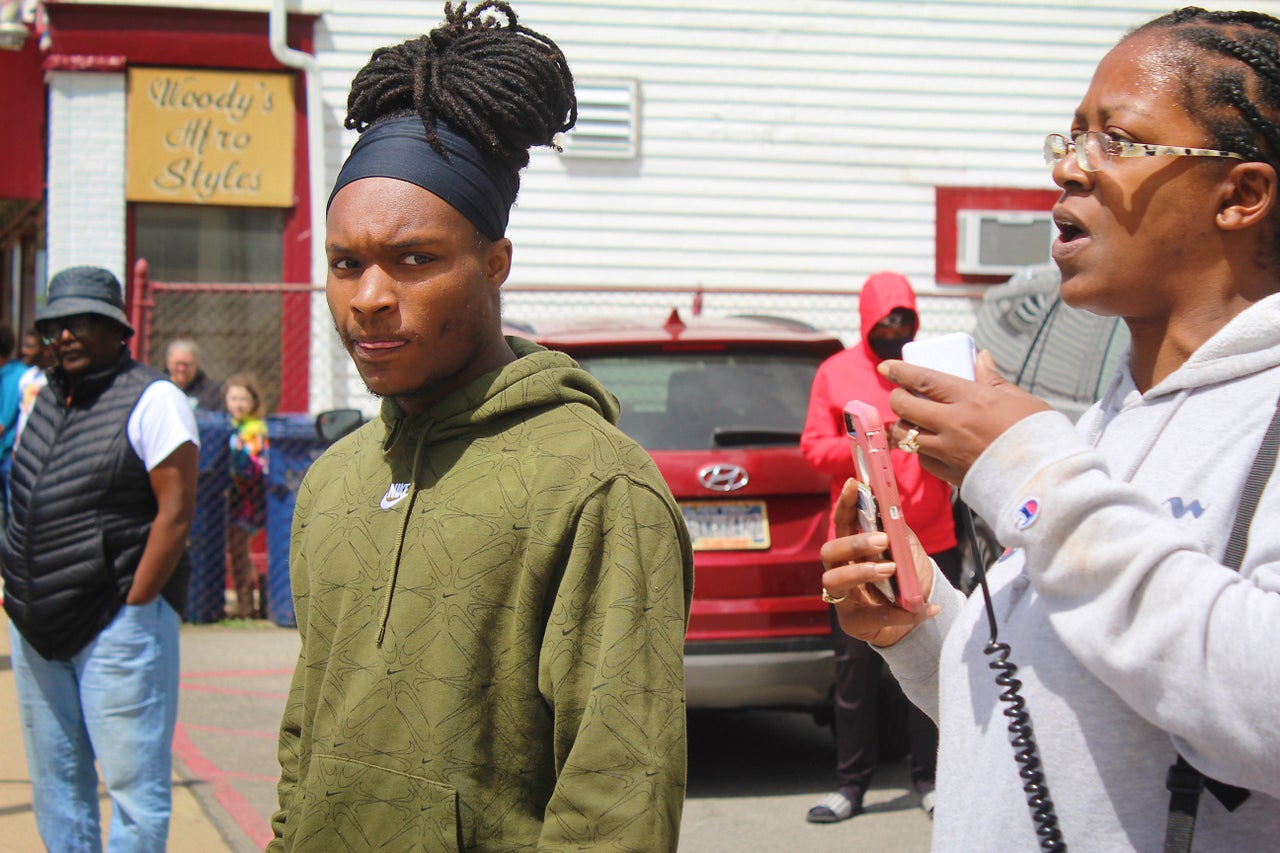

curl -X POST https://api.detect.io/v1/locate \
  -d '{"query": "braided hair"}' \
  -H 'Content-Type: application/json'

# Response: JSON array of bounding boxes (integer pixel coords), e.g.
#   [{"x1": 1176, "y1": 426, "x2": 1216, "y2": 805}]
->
[
  {"x1": 1131, "y1": 8, "x2": 1280, "y2": 256},
  {"x1": 344, "y1": 1, "x2": 576, "y2": 185}
]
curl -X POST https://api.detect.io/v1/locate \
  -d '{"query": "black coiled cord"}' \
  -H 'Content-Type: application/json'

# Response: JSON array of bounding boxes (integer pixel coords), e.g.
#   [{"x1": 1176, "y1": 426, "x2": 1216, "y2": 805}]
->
[
  {"x1": 960, "y1": 501, "x2": 1068, "y2": 852},
  {"x1": 985, "y1": 640, "x2": 1067, "y2": 851}
]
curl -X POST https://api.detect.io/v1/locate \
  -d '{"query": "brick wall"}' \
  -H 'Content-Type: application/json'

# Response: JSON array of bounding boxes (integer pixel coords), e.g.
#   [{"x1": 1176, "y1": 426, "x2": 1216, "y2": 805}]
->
[{"x1": 47, "y1": 71, "x2": 127, "y2": 284}]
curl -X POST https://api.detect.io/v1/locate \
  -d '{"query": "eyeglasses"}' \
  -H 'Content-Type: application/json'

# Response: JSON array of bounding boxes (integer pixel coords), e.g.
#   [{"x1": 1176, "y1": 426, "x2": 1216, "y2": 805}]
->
[
  {"x1": 1044, "y1": 131, "x2": 1245, "y2": 172},
  {"x1": 37, "y1": 315, "x2": 96, "y2": 346}
]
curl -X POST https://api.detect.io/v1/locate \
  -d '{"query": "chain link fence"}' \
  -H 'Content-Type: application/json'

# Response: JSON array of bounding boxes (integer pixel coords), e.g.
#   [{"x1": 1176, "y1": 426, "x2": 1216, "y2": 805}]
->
[
  {"x1": 134, "y1": 280, "x2": 986, "y2": 412},
  {"x1": 134, "y1": 281, "x2": 316, "y2": 415},
  {"x1": 132, "y1": 275, "x2": 320, "y2": 626},
  {"x1": 502, "y1": 285, "x2": 984, "y2": 347},
  {"x1": 134, "y1": 276, "x2": 985, "y2": 625}
]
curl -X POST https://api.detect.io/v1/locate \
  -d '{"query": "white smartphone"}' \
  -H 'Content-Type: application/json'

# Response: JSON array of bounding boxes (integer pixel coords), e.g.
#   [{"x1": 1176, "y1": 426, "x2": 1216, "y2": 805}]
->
[{"x1": 901, "y1": 332, "x2": 977, "y2": 380}]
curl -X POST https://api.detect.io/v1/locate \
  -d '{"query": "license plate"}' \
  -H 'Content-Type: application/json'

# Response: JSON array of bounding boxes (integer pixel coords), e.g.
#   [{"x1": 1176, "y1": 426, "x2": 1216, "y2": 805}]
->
[{"x1": 679, "y1": 500, "x2": 770, "y2": 551}]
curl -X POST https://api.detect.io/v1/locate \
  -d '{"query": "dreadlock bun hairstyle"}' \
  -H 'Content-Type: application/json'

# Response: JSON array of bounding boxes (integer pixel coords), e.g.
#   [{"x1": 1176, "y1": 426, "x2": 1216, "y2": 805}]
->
[
  {"x1": 344, "y1": 0, "x2": 576, "y2": 184},
  {"x1": 1132, "y1": 7, "x2": 1280, "y2": 255}
]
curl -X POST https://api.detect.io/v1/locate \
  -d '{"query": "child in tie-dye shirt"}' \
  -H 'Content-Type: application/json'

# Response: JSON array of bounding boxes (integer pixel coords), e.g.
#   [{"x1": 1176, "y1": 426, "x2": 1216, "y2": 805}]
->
[{"x1": 224, "y1": 374, "x2": 268, "y2": 618}]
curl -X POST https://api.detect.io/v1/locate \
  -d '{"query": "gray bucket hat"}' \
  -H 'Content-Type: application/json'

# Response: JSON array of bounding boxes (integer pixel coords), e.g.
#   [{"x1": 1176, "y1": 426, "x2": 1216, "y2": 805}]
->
[{"x1": 37, "y1": 266, "x2": 134, "y2": 337}]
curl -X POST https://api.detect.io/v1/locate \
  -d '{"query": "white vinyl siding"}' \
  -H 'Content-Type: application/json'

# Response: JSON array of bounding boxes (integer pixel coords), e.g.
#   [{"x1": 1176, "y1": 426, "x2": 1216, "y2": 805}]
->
[
  {"x1": 315, "y1": 1, "x2": 1274, "y2": 290},
  {"x1": 308, "y1": 0, "x2": 1280, "y2": 410}
]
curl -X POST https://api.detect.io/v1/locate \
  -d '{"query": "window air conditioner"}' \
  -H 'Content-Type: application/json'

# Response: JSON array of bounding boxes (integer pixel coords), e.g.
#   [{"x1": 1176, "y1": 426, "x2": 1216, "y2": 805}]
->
[{"x1": 955, "y1": 210, "x2": 1055, "y2": 276}]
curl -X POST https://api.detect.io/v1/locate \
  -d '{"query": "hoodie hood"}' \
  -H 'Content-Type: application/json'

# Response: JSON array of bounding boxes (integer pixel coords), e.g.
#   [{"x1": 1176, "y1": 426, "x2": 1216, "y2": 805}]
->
[
  {"x1": 1075, "y1": 291, "x2": 1280, "y2": 484},
  {"x1": 379, "y1": 335, "x2": 621, "y2": 453},
  {"x1": 859, "y1": 272, "x2": 918, "y2": 363},
  {"x1": 1143, "y1": 291, "x2": 1280, "y2": 399}
]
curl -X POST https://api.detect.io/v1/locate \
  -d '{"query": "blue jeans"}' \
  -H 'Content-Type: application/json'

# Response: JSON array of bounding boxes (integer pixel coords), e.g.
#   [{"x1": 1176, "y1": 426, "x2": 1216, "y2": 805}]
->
[{"x1": 10, "y1": 598, "x2": 181, "y2": 853}]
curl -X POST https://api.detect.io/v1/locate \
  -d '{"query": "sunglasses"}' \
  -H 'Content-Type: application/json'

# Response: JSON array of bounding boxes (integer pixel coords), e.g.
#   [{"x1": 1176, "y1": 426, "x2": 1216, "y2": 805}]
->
[{"x1": 36, "y1": 315, "x2": 98, "y2": 346}]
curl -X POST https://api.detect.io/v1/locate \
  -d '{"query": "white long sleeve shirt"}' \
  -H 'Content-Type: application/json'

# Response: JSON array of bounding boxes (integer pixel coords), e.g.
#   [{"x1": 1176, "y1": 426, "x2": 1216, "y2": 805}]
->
[{"x1": 882, "y1": 292, "x2": 1280, "y2": 851}]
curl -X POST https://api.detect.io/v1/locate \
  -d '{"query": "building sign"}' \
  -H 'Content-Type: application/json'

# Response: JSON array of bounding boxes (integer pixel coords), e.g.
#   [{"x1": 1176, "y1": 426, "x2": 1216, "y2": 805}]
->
[{"x1": 127, "y1": 68, "x2": 295, "y2": 207}]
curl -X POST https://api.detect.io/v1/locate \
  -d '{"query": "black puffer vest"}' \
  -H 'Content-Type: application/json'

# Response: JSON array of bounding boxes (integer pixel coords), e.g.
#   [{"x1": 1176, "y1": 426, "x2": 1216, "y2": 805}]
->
[{"x1": 1, "y1": 351, "x2": 191, "y2": 660}]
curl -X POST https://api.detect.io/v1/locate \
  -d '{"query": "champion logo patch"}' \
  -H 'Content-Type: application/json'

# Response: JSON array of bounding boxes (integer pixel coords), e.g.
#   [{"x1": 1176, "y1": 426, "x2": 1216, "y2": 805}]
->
[
  {"x1": 379, "y1": 482, "x2": 412, "y2": 509},
  {"x1": 1166, "y1": 497, "x2": 1206, "y2": 519},
  {"x1": 1014, "y1": 498, "x2": 1040, "y2": 530}
]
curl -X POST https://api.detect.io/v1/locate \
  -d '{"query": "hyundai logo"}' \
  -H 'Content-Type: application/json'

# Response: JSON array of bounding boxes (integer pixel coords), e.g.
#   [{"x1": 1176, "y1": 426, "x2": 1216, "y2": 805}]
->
[{"x1": 698, "y1": 464, "x2": 749, "y2": 492}]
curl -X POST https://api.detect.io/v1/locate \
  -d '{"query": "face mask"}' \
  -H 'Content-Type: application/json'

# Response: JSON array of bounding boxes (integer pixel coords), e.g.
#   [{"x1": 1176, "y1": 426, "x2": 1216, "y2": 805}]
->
[{"x1": 869, "y1": 337, "x2": 909, "y2": 361}]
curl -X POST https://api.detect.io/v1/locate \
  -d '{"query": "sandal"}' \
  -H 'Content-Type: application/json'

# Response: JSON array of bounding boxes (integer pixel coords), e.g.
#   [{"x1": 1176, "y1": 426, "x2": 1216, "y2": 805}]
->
[
  {"x1": 806, "y1": 791, "x2": 863, "y2": 823},
  {"x1": 915, "y1": 780, "x2": 936, "y2": 819}
]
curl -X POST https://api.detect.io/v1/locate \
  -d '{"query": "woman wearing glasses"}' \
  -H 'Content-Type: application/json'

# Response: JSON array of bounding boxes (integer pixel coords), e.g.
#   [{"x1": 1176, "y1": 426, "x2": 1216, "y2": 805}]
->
[{"x1": 821, "y1": 8, "x2": 1280, "y2": 851}]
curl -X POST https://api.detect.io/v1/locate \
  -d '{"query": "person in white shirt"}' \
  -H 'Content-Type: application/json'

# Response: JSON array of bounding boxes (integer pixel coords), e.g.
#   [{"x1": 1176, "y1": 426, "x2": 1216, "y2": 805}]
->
[
  {"x1": 2, "y1": 266, "x2": 199, "y2": 852},
  {"x1": 12, "y1": 328, "x2": 52, "y2": 450}
]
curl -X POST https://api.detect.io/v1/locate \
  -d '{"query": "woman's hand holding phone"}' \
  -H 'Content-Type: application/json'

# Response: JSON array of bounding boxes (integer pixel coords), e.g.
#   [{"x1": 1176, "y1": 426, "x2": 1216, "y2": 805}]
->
[
  {"x1": 881, "y1": 349, "x2": 1052, "y2": 486},
  {"x1": 821, "y1": 478, "x2": 939, "y2": 648}
]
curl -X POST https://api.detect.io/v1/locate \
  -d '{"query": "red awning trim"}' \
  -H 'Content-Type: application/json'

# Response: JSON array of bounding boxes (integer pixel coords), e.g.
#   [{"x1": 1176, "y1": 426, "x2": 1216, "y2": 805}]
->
[{"x1": 44, "y1": 53, "x2": 126, "y2": 71}]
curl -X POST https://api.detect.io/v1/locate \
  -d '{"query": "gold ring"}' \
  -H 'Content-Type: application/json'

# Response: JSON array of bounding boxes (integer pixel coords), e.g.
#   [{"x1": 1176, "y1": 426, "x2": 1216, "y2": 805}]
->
[
  {"x1": 898, "y1": 427, "x2": 921, "y2": 454},
  {"x1": 822, "y1": 588, "x2": 848, "y2": 604}
]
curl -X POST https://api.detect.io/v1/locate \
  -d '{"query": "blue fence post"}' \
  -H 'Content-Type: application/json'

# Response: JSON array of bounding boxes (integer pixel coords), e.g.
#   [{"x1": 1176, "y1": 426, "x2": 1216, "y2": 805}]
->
[{"x1": 187, "y1": 410, "x2": 232, "y2": 623}]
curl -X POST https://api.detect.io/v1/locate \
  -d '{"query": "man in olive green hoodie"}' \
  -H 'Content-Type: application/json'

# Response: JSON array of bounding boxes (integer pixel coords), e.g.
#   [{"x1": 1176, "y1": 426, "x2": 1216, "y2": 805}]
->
[{"x1": 269, "y1": 5, "x2": 694, "y2": 851}]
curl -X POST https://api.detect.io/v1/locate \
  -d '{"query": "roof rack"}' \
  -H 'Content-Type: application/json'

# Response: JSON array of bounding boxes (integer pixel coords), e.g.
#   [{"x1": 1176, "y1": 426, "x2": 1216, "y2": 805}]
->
[{"x1": 725, "y1": 313, "x2": 821, "y2": 333}]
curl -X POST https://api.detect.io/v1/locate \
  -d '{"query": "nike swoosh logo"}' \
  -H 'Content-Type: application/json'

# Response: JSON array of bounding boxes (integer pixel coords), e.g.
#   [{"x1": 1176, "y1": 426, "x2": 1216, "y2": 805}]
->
[{"x1": 380, "y1": 483, "x2": 412, "y2": 509}]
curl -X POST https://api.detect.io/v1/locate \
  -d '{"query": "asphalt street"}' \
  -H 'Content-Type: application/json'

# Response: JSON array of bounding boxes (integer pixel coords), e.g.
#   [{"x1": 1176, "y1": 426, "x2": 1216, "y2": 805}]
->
[{"x1": 2, "y1": 616, "x2": 933, "y2": 852}]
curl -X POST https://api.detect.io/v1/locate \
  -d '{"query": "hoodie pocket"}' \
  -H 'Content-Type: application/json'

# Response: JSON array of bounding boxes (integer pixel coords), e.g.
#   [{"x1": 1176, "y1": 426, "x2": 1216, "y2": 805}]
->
[{"x1": 289, "y1": 753, "x2": 464, "y2": 852}]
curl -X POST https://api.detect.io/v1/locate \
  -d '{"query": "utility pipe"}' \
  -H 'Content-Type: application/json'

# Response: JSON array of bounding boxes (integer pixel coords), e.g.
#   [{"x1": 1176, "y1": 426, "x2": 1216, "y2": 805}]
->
[
  {"x1": 268, "y1": 0, "x2": 332, "y2": 409},
  {"x1": 268, "y1": 0, "x2": 324, "y2": 286}
]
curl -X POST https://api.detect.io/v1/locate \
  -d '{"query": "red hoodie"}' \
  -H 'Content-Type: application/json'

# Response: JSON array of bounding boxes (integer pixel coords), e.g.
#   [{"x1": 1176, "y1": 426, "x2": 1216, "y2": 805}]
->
[{"x1": 799, "y1": 272, "x2": 957, "y2": 554}]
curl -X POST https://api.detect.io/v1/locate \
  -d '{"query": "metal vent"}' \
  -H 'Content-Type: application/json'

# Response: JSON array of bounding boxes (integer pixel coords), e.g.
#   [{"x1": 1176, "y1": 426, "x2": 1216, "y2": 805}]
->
[{"x1": 559, "y1": 78, "x2": 639, "y2": 160}]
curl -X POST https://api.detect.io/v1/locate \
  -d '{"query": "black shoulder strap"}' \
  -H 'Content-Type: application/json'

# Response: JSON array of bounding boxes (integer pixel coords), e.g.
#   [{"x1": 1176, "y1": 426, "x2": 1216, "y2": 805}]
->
[
  {"x1": 1163, "y1": 393, "x2": 1280, "y2": 853},
  {"x1": 1223, "y1": 398, "x2": 1280, "y2": 570}
]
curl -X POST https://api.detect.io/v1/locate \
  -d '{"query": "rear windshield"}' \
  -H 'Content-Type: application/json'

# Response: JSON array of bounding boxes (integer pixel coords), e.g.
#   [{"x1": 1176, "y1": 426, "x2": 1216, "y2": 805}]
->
[{"x1": 574, "y1": 352, "x2": 823, "y2": 450}]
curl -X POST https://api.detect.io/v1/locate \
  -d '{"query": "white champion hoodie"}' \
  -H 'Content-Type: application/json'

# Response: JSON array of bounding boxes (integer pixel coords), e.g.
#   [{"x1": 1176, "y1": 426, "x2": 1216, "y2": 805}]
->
[{"x1": 882, "y1": 292, "x2": 1280, "y2": 851}]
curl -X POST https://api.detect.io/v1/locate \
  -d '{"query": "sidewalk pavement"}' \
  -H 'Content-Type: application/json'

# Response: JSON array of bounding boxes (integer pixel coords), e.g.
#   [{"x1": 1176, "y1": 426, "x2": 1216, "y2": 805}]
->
[
  {"x1": 1, "y1": 610, "x2": 930, "y2": 852},
  {"x1": 0, "y1": 609, "x2": 300, "y2": 853}
]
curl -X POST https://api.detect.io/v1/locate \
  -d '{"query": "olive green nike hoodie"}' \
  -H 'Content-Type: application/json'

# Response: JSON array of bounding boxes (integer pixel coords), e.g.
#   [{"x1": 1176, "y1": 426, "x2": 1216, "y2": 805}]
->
[{"x1": 270, "y1": 338, "x2": 694, "y2": 852}]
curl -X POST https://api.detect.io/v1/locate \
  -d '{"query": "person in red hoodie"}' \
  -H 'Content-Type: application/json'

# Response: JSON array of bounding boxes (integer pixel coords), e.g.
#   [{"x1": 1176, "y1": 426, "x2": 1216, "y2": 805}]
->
[{"x1": 800, "y1": 270, "x2": 960, "y2": 823}]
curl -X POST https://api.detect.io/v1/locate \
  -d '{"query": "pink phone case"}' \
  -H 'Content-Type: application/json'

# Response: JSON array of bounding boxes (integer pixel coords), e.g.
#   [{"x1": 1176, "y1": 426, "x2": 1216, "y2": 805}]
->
[{"x1": 843, "y1": 400, "x2": 924, "y2": 613}]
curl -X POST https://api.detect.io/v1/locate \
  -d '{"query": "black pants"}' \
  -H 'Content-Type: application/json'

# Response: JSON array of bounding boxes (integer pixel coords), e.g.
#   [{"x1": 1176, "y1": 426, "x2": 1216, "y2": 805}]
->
[{"x1": 830, "y1": 547, "x2": 962, "y2": 796}]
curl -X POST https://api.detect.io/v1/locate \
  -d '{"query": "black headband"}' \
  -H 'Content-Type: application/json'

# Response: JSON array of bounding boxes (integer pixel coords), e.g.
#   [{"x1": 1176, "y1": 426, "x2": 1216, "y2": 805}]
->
[{"x1": 327, "y1": 117, "x2": 517, "y2": 240}]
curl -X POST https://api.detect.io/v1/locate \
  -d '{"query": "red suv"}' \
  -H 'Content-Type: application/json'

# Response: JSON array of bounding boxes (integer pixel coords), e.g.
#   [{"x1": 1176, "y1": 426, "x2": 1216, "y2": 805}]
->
[{"x1": 513, "y1": 310, "x2": 844, "y2": 713}]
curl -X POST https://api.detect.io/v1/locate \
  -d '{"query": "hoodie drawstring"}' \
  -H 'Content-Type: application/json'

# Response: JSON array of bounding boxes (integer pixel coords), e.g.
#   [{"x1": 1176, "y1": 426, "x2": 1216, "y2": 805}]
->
[{"x1": 375, "y1": 432, "x2": 424, "y2": 647}]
